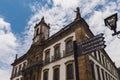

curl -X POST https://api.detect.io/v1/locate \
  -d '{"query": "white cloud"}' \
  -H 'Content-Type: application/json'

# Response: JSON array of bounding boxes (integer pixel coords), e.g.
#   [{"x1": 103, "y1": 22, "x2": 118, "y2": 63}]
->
[
  {"x1": 0, "y1": 0, "x2": 120, "y2": 80},
  {"x1": 0, "y1": 69, "x2": 11, "y2": 80},
  {"x1": 0, "y1": 18, "x2": 18, "y2": 80},
  {"x1": 53, "y1": 0, "x2": 80, "y2": 9},
  {"x1": 0, "y1": 18, "x2": 17, "y2": 62},
  {"x1": 25, "y1": 0, "x2": 120, "y2": 67},
  {"x1": 85, "y1": 0, "x2": 120, "y2": 67},
  {"x1": 15, "y1": 0, "x2": 83, "y2": 62}
]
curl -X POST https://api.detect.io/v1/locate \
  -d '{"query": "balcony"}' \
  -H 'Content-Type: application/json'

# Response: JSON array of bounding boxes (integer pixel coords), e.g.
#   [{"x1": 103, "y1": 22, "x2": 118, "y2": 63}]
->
[
  {"x1": 22, "y1": 60, "x2": 43, "y2": 72},
  {"x1": 63, "y1": 48, "x2": 74, "y2": 57},
  {"x1": 11, "y1": 70, "x2": 22, "y2": 78},
  {"x1": 44, "y1": 58, "x2": 50, "y2": 65},
  {"x1": 18, "y1": 71, "x2": 22, "y2": 75},
  {"x1": 51, "y1": 53, "x2": 61, "y2": 62}
]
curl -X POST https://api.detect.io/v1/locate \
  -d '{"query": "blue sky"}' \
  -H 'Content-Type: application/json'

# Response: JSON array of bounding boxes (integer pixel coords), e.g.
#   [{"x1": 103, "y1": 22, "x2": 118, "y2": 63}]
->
[
  {"x1": 0, "y1": 0, "x2": 30, "y2": 34},
  {"x1": 0, "y1": 0, "x2": 46, "y2": 34},
  {"x1": 0, "y1": 0, "x2": 120, "y2": 80}
]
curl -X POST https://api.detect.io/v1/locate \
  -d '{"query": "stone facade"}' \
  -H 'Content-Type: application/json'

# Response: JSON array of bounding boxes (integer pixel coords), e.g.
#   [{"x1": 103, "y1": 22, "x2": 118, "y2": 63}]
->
[{"x1": 10, "y1": 8, "x2": 119, "y2": 80}]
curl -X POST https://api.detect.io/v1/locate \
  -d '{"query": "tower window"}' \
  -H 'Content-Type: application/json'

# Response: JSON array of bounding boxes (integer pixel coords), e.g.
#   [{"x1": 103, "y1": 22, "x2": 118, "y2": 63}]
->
[{"x1": 36, "y1": 28, "x2": 39, "y2": 35}]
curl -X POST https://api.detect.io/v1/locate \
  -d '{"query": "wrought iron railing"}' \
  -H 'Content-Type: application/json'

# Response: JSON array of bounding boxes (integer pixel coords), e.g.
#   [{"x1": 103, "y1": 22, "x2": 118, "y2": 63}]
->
[
  {"x1": 44, "y1": 58, "x2": 50, "y2": 65},
  {"x1": 51, "y1": 53, "x2": 61, "y2": 62},
  {"x1": 63, "y1": 48, "x2": 74, "y2": 57}
]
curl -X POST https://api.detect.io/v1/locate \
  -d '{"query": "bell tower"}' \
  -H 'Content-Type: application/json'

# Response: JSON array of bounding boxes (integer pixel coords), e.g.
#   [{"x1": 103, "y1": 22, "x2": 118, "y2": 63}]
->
[{"x1": 33, "y1": 17, "x2": 50, "y2": 44}]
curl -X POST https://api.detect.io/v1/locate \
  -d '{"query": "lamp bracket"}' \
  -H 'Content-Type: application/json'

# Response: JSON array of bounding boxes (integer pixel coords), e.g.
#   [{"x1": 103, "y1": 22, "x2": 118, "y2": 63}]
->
[{"x1": 112, "y1": 31, "x2": 120, "y2": 36}]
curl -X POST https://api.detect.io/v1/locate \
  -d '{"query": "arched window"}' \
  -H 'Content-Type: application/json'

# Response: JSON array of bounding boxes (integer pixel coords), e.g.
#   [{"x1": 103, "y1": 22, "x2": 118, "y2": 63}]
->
[
  {"x1": 45, "y1": 49, "x2": 50, "y2": 64},
  {"x1": 65, "y1": 60, "x2": 74, "y2": 80},
  {"x1": 36, "y1": 28, "x2": 39, "y2": 35},
  {"x1": 101, "y1": 69, "x2": 105, "y2": 80},
  {"x1": 89, "y1": 60, "x2": 95, "y2": 80},
  {"x1": 66, "y1": 40, "x2": 73, "y2": 52},
  {"x1": 55, "y1": 46, "x2": 60, "y2": 57},
  {"x1": 65, "y1": 36, "x2": 73, "y2": 54},
  {"x1": 23, "y1": 62, "x2": 26, "y2": 70},
  {"x1": 15, "y1": 67, "x2": 17, "y2": 76},
  {"x1": 54, "y1": 43, "x2": 61, "y2": 60},
  {"x1": 96, "y1": 65, "x2": 101, "y2": 80},
  {"x1": 43, "y1": 69, "x2": 49, "y2": 80},
  {"x1": 53, "y1": 65, "x2": 60, "y2": 80},
  {"x1": 32, "y1": 75, "x2": 35, "y2": 80},
  {"x1": 66, "y1": 64, "x2": 74, "y2": 80}
]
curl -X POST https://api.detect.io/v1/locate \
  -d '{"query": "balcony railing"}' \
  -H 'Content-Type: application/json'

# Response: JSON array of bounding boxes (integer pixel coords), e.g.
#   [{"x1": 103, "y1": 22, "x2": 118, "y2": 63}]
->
[
  {"x1": 22, "y1": 60, "x2": 43, "y2": 72},
  {"x1": 63, "y1": 48, "x2": 74, "y2": 57},
  {"x1": 51, "y1": 53, "x2": 61, "y2": 62},
  {"x1": 11, "y1": 71, "x2": 22, "y2": 78},
  {"x1": 44, "y1": 58, "x2": 50, "y2": 65}
]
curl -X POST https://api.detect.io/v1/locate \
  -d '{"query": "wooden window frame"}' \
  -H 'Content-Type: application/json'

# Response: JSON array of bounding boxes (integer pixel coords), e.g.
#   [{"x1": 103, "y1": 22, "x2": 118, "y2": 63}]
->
[
  {"x1": 96, "y1": 65, "x2": 101, "y2": 80},
  {"x1": 53, "y1": 65, "x2": 60, "y2": 80},
  {"x1": 94, "y1": 51, "x2": 97, "y2": 58},
  {"x1": 36, "y1": 28, "x2": 39, "y2": 35},
  {"x1": 98, "y1": 51, "x2": 102, "y2": 62},
  {"x1": 19, "y1": 64, "x2": 22, "y2": 71},
  {"x1": 23, "y1": 62, "x2": 26, "y2": 70},
  {"x1": 64, "y1": 36, "x2": 73, "y2": 53},
  {"x1": 15, "y1": 67, "x2": 17, "y2": 76},
  {"x1": 43, "y1": 69, "x2": 49, "y2": 80},
  {"x1": 101, "y1": 69, "x2": 105, "y2": 80},
  {"x1": 89, "y1": 60, "x2": 95, "y2": 80},
  {"x1": 65, "y1": 60, "x2": 74, "y2": 80},
  {"x1": 105, "y1": 71, "x2": 108, "y2": 80},
  {"x1": 102, "y1": 55, "x2": 105, "y2": 65},
  {"x1": 32, "y1": 74, "x2": 36, "y2": 80},
  {"x1": 53, "y1": 43, "x2": 61, "y2": 60},
  {"x1": 45, "y1": 49, "x2": 50, "y2": 63}
]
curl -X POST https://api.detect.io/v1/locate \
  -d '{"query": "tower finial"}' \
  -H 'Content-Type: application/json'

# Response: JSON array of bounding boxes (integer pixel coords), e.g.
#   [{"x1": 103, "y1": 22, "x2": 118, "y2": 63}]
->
[{"x1": 74, "y1": 7, "x2": 81, "y2": 20}]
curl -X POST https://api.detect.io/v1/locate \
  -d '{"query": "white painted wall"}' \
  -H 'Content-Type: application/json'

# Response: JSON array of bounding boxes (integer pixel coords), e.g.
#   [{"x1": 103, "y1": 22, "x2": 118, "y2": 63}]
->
[
  {"x1": 41, "y1": 32, "x2": 76, "y2": 80},
  {"x1": 41, "y1": 55, "x2": 75, "y2": 80},
  {"x1": 43, "y1": 32, "x2": 75, "y2": 60},
  {"x1": 12, "y1": 60, "x2": 27, "y2": 80}
]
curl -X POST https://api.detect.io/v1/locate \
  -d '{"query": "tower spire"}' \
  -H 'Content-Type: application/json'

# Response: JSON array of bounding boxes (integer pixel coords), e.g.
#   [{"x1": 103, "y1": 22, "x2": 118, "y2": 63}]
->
[{"x1": 33, "y1": 16, "x2": 50, "y2": 44}]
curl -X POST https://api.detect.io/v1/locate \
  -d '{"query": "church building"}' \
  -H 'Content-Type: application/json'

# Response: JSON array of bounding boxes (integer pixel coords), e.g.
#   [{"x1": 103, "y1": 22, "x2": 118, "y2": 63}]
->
[{"x1": 10, "y1": 8, "x2": 119, "y2": 80}]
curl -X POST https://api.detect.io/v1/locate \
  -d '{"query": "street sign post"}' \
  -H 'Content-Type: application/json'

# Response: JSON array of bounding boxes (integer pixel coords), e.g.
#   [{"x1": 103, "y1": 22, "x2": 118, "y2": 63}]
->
[
  {"x1": 73, "y1": 33, "x2": 106, "y2": 80},
  {"x1": 77, "y1": 33, "x2": 106, "y2": 55}
]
